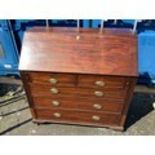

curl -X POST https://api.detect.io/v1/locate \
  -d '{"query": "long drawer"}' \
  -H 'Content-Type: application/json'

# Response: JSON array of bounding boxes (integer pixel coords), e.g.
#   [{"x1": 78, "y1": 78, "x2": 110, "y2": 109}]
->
[
  {"x1": 32, "y1": 96, "x2": 124, "y2": 113},
  {"x1": 35, "y1": 109, "x2": 121, "y2": 126},
  {"x1": 28, "y1": 83, "x2": 128, "y2": 100}
]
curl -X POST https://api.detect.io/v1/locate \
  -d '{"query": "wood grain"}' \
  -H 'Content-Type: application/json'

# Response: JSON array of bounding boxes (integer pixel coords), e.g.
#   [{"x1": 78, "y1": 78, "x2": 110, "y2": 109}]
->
[
  {"x1": 19, "y1": 27, "x2": 138, "y2": 131},
  {"x1": 19, "y1": 27, "x2": 138, "y2": 77},
  {"x1": 32, "y1": 96, "x2": 124, "y2": 113},
  {"x1": 28, "y1": 72, "x2": 76, "y2": 87},
  {"x1": 28, "y1": 83, "x2": 128, "y2": 101},
  {"x1": 78, "y1": 74, "x2": 127, "y2": 89},
  {"x1": 35, "y1": 108, "x2": 121, "y2": 126},
  {"x1": 27, "y1": 72, "x2": 128, "y2": 89}
]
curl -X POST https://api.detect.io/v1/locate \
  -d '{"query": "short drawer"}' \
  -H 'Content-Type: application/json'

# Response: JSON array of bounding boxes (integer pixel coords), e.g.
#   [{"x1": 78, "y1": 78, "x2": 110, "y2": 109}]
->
[
  {"x1": 27, "y1": 72, "x2": 76, "y2": 87},
  {"x1": 32, "y1": 97, "x2": 124, "y2": 113},
  {"x1": 29, "y1": 84, "x2": 127, "y2": 101},
  {"x1": 78, "y1": 75, "x2": 128, "y2": 89},
  {"x1": 35, "y1": 109, "x2": 121, "y2": 126}
]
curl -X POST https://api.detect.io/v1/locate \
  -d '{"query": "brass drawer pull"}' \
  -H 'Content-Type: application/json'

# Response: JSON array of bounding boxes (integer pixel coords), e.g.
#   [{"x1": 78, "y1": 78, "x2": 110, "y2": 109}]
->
[
  {"x1": 94, "y1": 91, "x2": 104, "y2": 97},
  {"x1": 52, "y1": 100, "x2": 60, "y2": 106},
  {"x1": 50, "y1": 87, "x2": 59, "y2": 94},
  {"x1": 49, "y1": 78, "x2": 58, "y2": 84},
  {"x1": 95, "y1": 80, "x2": 105, "y2": 87},
  {"x1": 53, "y1": 112, "x2": 61, "y2": 118},
  {"x1": 92, "y1": 115, "x2": 100, "y2": 121},
  {"x1": 93, "y1": 103, "x2": 102, "y2": 110}
]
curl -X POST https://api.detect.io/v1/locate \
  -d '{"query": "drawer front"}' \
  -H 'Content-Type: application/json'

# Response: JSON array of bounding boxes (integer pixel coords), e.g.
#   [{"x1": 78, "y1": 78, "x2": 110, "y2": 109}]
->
[
  {"x1": 78, "y1": 75, "x2": 127, "y2": 89},
  {"x1": 29, "y1": 84, "x2": 127, "y2": 100},
  {"x1": 35, "y1": 109, "x2": 121, "y2": 126},
  {"x1": 27, "y1": 72, "x2": 76, "y2": 87},
  {"x1": 32, "y1": 97, "x2": 124, "y2": 113},
  {"x1": 27, "y1": 73, "x2": 128, "y2": 89}
]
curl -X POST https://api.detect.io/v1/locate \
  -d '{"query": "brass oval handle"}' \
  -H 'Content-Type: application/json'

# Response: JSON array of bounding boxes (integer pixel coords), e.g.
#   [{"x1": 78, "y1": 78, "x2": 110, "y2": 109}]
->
[
  {"x1": 95, "y1": 80, "x2": 105, "y2": 87},
  {"x1": 50, "y1": 88, "x2": 59, "y2": 94},
  {"x1": 49, "y1": 78, "x2": 58, "y2": 84},
  {"x1": 94, "y1": 91, "x2": 104, "y2": 97},
  {"x1": 92, "y1": 115, "x2": 100, "y2": 121},
  {"x1": 53, "y1": 112, "x2": 61, "y2": 118},
  {"x1": 52, "y1": 100, "x2": 60, "y2": 106},
  {"x1": 93, "y1": 103, "x2": 102, "y2": 110}
]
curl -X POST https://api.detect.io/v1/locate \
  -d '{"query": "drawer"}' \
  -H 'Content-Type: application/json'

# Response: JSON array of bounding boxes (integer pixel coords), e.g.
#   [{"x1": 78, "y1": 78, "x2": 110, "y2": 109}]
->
[
  {"x1": 78, "y1": 75, "x2": 128, "y2": 89},
  {"x1": 27, "y1": 72, "x2": 76, "y2": 87},
  {"x1": 32, "y1": 97, "x2": 124, "y2": 113},
  {"x1": 29, "y1": 84, "x2": 127, "y2": 100},
  {"x1": 35, "y1": 109, "x2": 121, "y2": 126}
]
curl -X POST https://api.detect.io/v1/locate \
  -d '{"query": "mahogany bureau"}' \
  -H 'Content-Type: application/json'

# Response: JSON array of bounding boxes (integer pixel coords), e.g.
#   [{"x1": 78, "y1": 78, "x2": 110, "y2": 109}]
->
[{"x1": 19, "y1": 27, "x2": 138, "y2": 131}]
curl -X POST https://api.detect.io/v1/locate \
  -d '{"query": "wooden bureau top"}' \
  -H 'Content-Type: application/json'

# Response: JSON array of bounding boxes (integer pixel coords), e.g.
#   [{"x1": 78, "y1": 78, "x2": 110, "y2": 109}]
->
[{"x1": 19, "y1": 27, "x2": 138, "y2": 77}]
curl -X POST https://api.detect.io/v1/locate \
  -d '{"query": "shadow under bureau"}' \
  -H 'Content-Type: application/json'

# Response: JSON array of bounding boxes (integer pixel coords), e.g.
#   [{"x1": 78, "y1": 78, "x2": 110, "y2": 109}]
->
[{"x1": 19, "y1": 27, "x2": 138, "y2": 131}]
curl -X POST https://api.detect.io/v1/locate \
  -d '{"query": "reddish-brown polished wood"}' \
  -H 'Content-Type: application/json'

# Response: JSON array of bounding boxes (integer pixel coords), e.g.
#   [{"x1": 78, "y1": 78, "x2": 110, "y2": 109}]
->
[
  {"x1": 34, "y1": 108, "x2": 121, "y2": 126},
  {"x1": 28, "y1": 72, "x2": 76, "y2": 87},
  {"x1": 19, "y1": 27, "x2": 138, "y2": 77},
  {"x1": 28, "y1": 83, "x2": 128, "y2": 100},
  {"x1": 27, "y1": 72, "x2": 128, "y2": 89},
  {"x1": 31, "y1": 96, "x2": 124, "y2": 113},
  {"x1": 19, "y1": 27, "x2": 138, "y2": 131}
]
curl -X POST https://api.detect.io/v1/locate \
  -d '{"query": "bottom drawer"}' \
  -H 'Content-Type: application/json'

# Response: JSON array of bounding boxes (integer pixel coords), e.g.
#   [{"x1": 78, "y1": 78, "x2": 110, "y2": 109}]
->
[{"x1": 35, "y1": 109, "x2": 121, "y2": 126}]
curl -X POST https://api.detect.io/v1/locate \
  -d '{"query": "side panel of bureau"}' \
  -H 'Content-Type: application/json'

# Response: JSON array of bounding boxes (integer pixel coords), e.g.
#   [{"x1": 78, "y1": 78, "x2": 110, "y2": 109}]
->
[
  {"x1": 119, "y1": 78, "x2": 137, "y2": 128},
  {"x1": 20, "y1": 72, "x2": 37, "y2": 119}
]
